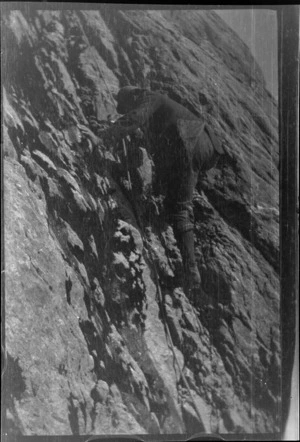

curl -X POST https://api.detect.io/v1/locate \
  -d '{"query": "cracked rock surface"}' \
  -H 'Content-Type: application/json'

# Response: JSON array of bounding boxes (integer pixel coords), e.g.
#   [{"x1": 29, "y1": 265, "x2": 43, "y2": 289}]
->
[{"x1": 3, "y1": 7, "x2": 280, "y2": 436}]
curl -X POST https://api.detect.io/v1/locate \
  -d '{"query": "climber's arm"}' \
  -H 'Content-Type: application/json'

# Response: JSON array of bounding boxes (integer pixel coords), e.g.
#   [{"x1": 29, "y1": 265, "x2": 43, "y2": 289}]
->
[
  {"x1": 105, "y1": 97, "x2": 157, "y2": 141},
  {"x1": 106, "y1": 114, "x2": 143, "y2": 139}
]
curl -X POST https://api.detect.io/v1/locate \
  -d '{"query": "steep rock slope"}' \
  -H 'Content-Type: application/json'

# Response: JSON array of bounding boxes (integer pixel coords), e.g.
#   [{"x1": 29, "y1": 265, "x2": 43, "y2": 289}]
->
[{"x1": 3, "y1": 7, "x2": 280, "y2": 436}]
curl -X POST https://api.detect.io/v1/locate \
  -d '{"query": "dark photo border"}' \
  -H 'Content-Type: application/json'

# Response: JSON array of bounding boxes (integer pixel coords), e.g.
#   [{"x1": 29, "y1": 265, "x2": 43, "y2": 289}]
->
[{"x1": 1, "y1": 3, "x2": 299, "y2": 441}]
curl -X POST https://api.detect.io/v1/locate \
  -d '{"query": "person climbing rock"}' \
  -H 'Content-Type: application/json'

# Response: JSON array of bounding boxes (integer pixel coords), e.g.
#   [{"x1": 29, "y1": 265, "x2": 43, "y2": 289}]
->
[{"x1": 103, "y1": 86, "x2": 224, "y2": 293}]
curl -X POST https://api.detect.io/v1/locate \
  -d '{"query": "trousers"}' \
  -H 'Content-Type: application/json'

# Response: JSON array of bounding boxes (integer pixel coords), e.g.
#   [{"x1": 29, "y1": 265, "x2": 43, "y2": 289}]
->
[
  {"x1": 152, "y1": 124, "x2": 221, "y2": 285},
  {"x1": 163, "y1": 168, "x2": 199, "y2": 278}
]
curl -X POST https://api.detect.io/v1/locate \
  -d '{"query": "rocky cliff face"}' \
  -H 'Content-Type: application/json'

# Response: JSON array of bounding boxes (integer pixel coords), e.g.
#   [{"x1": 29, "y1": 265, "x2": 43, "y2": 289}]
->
[{"x1": 3, "y1": 7, "x2": 280, "y2": 437}]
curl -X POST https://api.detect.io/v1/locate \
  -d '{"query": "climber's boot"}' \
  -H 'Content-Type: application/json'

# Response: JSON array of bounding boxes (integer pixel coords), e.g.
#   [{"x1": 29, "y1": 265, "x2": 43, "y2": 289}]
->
[
  {"x1": 174, "y1": 228, "x2": 215, "y2": 308},
  {"x1": 186, "y1": 262, "x2": 201, "y2": 289}
]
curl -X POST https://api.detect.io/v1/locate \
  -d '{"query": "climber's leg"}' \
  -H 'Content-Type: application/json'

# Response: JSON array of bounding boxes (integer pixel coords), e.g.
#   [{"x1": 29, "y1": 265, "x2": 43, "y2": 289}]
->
[
  {"x1": 171, "y1": 202, "x2": 201, "y2": 288},
  {"x1": 165, "y1": 165, "x2": 201, "y2": 288}
]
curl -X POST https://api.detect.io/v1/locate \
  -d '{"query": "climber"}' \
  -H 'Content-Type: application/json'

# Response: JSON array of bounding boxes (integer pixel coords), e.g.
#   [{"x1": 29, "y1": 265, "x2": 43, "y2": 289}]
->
[{"x1": 103, "y1": 86, "x2": 224, "y2": 292}]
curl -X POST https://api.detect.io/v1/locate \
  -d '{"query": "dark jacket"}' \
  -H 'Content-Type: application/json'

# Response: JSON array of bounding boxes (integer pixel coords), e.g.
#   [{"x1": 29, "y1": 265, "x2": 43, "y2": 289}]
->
[{"x1": 110, "y1": 90, "x2": 223, "y2": 177}]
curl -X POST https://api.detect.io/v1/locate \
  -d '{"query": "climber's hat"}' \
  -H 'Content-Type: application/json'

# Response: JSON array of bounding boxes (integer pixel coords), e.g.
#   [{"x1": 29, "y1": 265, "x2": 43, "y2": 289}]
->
[{"x1": 114, "y1": 86, "x2": 144, "y2": 114}]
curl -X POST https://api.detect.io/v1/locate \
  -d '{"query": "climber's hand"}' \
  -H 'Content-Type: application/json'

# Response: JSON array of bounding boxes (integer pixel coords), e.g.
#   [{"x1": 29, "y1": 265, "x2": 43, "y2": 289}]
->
[{"x1": 105, "y1": 123, "x2": 126, "y2": 140}]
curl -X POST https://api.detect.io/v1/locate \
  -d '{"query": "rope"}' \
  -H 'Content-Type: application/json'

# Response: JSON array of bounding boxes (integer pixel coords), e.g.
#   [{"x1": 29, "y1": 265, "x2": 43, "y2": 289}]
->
[{"x1": 86, "y1": 47, "x2": 205, "y2": 425}]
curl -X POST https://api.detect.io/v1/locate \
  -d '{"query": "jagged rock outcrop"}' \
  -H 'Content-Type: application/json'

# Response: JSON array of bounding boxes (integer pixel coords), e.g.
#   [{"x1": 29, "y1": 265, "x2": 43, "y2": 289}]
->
[{"x1": 3, "y1": 6, "x2": 280, "y2": 437}]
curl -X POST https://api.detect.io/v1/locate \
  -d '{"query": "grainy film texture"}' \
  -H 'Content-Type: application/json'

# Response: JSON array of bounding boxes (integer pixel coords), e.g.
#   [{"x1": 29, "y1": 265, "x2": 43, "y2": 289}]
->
[{"x1": 2, "y1": 6, "x2": 281, "y2": 438}]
